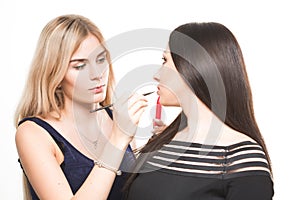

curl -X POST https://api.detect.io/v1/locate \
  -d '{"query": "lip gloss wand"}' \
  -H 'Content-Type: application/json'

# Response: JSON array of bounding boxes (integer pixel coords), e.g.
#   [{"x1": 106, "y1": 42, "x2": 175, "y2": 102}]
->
[{"x1": 90, "y1": 91, "x2": 155, "y2": 113}]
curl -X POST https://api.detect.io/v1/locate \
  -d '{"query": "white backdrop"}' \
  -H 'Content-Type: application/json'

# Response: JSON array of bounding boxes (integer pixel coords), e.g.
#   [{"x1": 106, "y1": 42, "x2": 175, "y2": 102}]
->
[{"x1": 0, "y1": 0, "x2": 299, "y2": 199}]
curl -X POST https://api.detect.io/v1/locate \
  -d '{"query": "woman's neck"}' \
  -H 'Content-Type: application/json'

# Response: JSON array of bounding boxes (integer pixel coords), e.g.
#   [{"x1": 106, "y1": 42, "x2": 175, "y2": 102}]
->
[
  {"x1": 61, "y1": 99, "x2": 101, "y2": 133},
  {"x1": 175, "y1": 94, "x2": 225, "y2": 145}
]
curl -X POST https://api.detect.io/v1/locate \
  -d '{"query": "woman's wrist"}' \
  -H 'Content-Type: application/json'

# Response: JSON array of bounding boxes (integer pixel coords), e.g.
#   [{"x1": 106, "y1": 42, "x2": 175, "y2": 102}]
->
[
  {"x1": 92, "y1": 121, "x2": 135, "y2": 175},
  {"x1": 110, "y1": 123, "x2": 133, "y2": 150},
  {"x1": 95, "y1": 137, "x2": 126, "y2": 176},
  {"x1": 94, "y1": 160, "x2": 122, "y2": 176}
]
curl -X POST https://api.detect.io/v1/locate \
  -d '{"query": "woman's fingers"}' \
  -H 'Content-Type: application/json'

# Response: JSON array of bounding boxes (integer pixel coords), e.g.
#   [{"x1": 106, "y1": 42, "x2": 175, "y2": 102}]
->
[
  {"x1": 113, "y1": 92, "x2": 148, "y2": 137},
  {"x1": 127, "y1": 93, "x2": 148, "y2": 124},
  {"x1": 153, "y1": 118, "x2": 165, "y2": 126},
  {"x1": 152, "y1": 119, "x2": 166, "y2": 134}
]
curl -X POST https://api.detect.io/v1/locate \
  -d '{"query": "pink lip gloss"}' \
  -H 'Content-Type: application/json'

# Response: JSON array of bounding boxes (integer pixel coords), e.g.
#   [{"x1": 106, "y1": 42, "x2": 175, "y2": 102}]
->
[{"x1": 154, "y1": 97, "x2": 162, "y2": 126}]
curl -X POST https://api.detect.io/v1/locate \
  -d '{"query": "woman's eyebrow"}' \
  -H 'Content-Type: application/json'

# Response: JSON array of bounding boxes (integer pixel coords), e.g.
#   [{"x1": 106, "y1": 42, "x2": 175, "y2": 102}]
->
[
  {"x1": 69, "y1": 58, "x2": 87, "y2": 63},
  {"x1": 96, "y1": 50, "x2": 107, "y2": 57},
  {"x1": 70, "y1": 50, "x2": 106, "y2": 63}
]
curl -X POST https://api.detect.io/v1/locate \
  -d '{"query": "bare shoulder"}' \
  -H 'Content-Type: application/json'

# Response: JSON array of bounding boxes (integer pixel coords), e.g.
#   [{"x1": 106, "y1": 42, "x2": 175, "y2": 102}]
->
[
  {"x1": 15, "y1": 119, "x2": 56, "y2": 157},
  {"x1": 16, "y1": 120, "x2": 49, "y2": 142},
  {"x1": 15, "y1": 119, "x2": 71, "y2": 198},
  {"x1": 217, "y1": 126, "x2": 257, "y2": 146}
]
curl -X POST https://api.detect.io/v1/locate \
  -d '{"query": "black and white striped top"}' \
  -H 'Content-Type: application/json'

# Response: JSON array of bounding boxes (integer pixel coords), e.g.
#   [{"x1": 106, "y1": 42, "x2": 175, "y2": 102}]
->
[
  {"x1": 144, "y1": 140, "x2": 271, "y2": 179},
  {"x1": 127, "y1": 140, "x2": 273, "y2": 200}
]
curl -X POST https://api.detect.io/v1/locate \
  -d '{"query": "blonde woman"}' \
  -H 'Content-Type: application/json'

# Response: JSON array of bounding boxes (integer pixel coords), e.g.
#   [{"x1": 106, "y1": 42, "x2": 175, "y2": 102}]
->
[{"x1": 14, "y1": 14, "x2": 148, "y2": 200}]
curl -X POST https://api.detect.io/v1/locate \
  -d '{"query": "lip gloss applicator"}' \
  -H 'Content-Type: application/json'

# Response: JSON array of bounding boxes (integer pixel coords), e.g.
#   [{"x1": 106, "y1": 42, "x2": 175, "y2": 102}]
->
[{"x1": 90, "y1": 91, "x2": 155, "y2": 113}]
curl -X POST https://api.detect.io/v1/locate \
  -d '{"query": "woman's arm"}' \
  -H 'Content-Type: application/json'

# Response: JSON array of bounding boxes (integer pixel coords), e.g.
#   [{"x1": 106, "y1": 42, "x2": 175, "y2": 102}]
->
[
  {"x1": 16, "y1": 120, "x2": 129, "y2": 200},
  {"x1": 16, "y1": 121, "x2": 79, "y2": 199},
  {"x1": 16, "y1": 93, "x2": 148, "y2": 200}
]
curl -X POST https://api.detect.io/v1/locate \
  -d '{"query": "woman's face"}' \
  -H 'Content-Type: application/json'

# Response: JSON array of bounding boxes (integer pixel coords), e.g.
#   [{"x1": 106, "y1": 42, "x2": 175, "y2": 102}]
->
[
  {"x1": 153, "y1": 48, "x2": 183, "y2": 107},
  {"x1": 61, "y1": 34, "x2": 109, "y2": 105}
]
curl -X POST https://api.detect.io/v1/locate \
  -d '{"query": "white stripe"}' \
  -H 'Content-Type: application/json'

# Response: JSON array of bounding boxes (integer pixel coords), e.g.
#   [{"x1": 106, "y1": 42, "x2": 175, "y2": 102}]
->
[
  {"x1": 153, "y1": 155, "x2": 222, "y2": 167},
  {"x1": 158, "y1": 150, "x2": 220, "y2": 159},
  {"x1": 147, "y1": 161, "x2": 222, "y2": 174},
  {"x1": 164, "y1": 144, "x2": 225, "y2": 152}
]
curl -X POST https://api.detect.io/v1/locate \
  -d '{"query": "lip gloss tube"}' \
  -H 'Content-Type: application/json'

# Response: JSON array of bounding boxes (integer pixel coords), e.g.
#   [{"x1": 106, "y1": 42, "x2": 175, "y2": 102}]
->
[
  {"x1": 154, "y1": 97, "x2": 162, "y2": 126},
  {"x1": 155, "y1": 97, "x2": 162, "y2": 120}
]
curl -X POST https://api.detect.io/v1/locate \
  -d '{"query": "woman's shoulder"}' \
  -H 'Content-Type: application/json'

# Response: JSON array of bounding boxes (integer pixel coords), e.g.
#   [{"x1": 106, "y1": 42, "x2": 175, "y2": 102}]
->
[
  {"x1": 16, "y1": 116, "x2": 57, "y2": 148},
  {"x1": 16, "y1": 116, "x2": 65, "y2": 163},
  {"x1": 17, "y1": 117, "x2": 45, "y2": 134},
  {"x1": 145, "y1": 127, "x2": 271, "y2": 180},
  {"x1": 214, "y1": 126, "x2": 258, "y2": 146}
]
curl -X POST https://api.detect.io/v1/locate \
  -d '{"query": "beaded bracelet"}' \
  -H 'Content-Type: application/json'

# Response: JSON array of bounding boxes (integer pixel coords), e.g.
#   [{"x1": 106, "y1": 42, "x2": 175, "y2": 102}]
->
[{"x1": 94, "y1": 160, "x2": 122, "y2": 176}]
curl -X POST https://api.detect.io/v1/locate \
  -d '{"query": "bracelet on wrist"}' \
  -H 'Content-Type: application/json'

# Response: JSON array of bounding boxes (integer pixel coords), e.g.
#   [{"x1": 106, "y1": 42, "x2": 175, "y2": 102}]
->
[{"x1": 94, "y1": 160, "x2": 122, "y2": 176}]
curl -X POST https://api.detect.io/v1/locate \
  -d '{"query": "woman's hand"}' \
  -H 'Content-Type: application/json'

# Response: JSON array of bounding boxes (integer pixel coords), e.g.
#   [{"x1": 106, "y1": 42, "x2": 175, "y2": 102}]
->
[
  {"x1": 152, "y1": 118, "x2": 166, "y2": 135},
  {"x1": 111, "y1": 92, "x2": 148, "y2": 148},
  {"x1": 96, "y1": 92, "x2": 148, "y2": 177}
]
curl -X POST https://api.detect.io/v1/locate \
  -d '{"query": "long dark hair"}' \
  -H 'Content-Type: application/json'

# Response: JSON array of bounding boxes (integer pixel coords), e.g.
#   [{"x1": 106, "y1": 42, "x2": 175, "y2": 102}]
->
[{"x1": 124, "y1": 22, "x2": 272, "y2": 192}]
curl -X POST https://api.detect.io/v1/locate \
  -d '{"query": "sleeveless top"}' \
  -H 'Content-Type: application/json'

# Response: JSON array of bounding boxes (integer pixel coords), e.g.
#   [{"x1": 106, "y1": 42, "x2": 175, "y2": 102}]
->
[
  {"x1": 18, "y1": 108, "x2": 135, "y2": 200},
  {"x1": 127, "y1": 140, "x2": 274, "y2": 199}
]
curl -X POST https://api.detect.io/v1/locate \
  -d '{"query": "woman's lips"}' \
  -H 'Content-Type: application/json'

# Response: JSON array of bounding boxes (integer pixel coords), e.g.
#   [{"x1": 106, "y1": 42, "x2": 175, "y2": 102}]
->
[{"x1": 90, "y1": 84, "x2": 105, "y2": 94}]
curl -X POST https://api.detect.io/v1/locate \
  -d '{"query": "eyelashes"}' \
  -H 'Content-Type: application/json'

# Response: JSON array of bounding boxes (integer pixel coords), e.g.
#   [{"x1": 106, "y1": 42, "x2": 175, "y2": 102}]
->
[
  {"x1": 96, "y1": 57, "x2": 106, "y2": 64},
  {"x1": 96, "y1": 53, "x2": 107, "y2": 64},
  {"x1": 73, "y1": 63, "x2": 86, "y2": 70},
  {"x1": 73, "y1": 56, "x2": 107, "y2": 70},
  {"x1": 162, "y1": 57, "x2": 167, "y2": 64}
]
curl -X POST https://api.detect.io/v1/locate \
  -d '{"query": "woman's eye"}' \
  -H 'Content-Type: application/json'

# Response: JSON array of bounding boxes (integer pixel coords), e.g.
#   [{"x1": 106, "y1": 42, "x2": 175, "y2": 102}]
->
[
  {"x1": 73, "y1": 63, "x2": 86, "y2": 70},
  {"x1": 96, "y1": 56, "x2": 106, "y2": 64},
  {"x1": 162, "y1": 57, "x2": 167, "y2": 64}
]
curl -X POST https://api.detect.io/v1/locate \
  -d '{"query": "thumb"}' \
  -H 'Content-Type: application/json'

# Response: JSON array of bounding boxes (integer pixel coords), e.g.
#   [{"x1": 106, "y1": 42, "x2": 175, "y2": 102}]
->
[{"x1": 153, "y1": 118, "x2": 165, "y2": 126}]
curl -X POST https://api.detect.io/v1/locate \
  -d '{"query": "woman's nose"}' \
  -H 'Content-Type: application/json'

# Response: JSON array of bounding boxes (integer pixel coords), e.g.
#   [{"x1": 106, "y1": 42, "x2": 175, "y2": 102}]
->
[
  {"x1": 89, "y1": 63, "x2": 102, "y2": 80},
  {"x1": 153, "y1": 70, "x2": 160, "y2": 82}
]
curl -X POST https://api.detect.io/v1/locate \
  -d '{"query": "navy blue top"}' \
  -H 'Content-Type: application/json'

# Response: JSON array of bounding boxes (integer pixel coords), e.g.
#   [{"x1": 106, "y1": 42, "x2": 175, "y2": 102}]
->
[{"x1": 18, "y1": 108, "x2": 135, "y2": 200}]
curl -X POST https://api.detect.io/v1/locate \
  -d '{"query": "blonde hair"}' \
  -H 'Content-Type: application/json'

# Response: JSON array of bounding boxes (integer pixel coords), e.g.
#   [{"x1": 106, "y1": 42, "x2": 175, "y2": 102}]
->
[
  {"x1": 14, "y1": 14, "x2": 115, "y2": 127},
  {"x1": 14, "y1": 14, "x2": 115, "y2": 200},
  {"x1": 22, "y1": 174, "x2": 31, "y2": 200}
]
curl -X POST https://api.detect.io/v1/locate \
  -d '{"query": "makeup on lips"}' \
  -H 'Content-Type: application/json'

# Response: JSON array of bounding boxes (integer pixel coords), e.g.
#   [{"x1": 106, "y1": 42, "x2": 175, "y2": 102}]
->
[{"x1": 89, "y1": 84, "x2": 105, "y2": 94}]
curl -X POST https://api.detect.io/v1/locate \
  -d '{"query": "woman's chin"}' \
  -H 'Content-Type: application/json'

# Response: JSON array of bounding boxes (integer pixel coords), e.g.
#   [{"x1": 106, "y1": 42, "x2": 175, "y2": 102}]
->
[{"x1": 93, "y1": 94, "x2": 106, "y2": 104}]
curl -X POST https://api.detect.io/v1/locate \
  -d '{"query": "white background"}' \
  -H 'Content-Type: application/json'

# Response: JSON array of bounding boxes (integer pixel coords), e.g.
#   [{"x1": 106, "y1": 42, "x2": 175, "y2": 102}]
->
[{"x1": 1, "y1": 0, "x2": 299, "y2": 199}]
